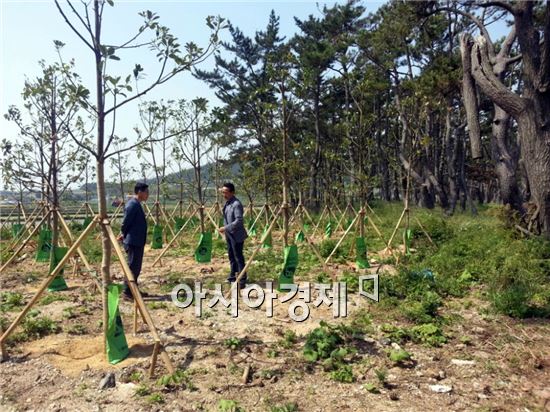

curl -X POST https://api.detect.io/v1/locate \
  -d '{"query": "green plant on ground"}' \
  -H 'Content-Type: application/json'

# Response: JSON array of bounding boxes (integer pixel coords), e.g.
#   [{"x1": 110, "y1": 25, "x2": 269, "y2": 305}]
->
[
  {"x1": 224, "y1": 337, "x2": 244, "y2": 350},
  {"x1": 270, "y1": 402, "x2": 298, "y2": 412},
  {"x1": 0, "y1": 292, "x2": 24, "y2": 311},
  {"x1": 39, "y1": 293, "x2": 69, "y2": 306},
  {"x1": 218, "y1": 399, "x2": 244, "y2": 412},
  {"x1": 410, "y1": 323, "x2": 447, "y2": 347},
  {"x1": 330, "y1": 364, "x2": 355, "y2": 383},
  {"x1": 134, "y1": 384, "x2": 151, "y2": 397},
  {"x1": 388, "y1": 349, "x2": 412, "y2": 364},
  {"x1": 156, "y1": 369, "x2": 195, "y2": 391},
  {"x1": 146, "y1": 393, "x2": 164, "y2": 404},
  {"x1": 66, "y1": 323, "x2": 87, "y2": 335},
  {"x1": 278, "y1": 329, "x2": 298, "y2": 349}
]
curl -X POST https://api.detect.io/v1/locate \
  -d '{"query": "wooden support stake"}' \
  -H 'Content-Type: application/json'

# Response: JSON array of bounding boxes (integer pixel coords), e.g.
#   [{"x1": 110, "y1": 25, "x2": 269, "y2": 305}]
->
[
  {"x1": 0, "y1": 217, "x2": 99, "y2": 359},
  {"x1": 0, "y1": 210, "x2": 51, "y2": 274},
  {"x1": 106, "y1": 223, "x2": 175, "y2": 376},
  {"x1": 152, "y1": 207, "x2": 200, "y2": 267},
  {"x1": 325, "y1": 213, "x2": 359, "y2": 265}
]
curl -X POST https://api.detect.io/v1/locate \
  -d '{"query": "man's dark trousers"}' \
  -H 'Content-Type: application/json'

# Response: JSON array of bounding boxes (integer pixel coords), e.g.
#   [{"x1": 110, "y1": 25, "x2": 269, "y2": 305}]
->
[
  {"x1": 226, "y1": 236, "x2": 247, "y2": 285},
  {"x1": 123, "y1": 244, "x2": 144, "y2": 296}
]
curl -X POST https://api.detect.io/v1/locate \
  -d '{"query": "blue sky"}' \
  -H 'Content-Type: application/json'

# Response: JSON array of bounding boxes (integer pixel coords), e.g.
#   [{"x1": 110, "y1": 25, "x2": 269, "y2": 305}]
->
[
  {"x1": 0, "y1": 1, "x2": 510, "y2": 191},
  {"x1": 0, "y1": 0, "x2": 387, "y2": 189}
]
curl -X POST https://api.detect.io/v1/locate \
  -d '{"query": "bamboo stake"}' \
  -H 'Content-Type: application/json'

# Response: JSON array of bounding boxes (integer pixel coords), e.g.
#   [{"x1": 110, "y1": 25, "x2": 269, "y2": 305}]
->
[
  {"x1": 325, "y1": 213, "x2": 359, "y2": 264},
  {"x1": 152, "y1": 207, "x2": 200, "y2": 267},
  {"x1": 0, "y1": 210, "x2": 51, "y2": 273},
  {"x1": 0, "y1": 217, "x2": 99, "y2": 359},
  {"x1": 106, "y1": 223, "x2": 175, "y2": 376}
]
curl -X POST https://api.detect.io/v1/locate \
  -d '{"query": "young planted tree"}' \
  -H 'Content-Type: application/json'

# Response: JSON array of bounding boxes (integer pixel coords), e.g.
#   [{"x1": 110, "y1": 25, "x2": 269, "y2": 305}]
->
[
  {"x1": 53, "y1": 0, "x2": 224, "y2": 345},
  {"x1": 3, "y1": 60, "x2": 87, "y2": 265}
]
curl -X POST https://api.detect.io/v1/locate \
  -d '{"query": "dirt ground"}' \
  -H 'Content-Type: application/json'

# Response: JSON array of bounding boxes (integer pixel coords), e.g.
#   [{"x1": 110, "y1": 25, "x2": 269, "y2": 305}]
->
[{"x1": 1, "y1": 236, "x2": 549, "y2": 412}]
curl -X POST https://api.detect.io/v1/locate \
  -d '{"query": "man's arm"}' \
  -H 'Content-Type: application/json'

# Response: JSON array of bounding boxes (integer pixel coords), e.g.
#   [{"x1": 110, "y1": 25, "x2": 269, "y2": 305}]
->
[
  {"x1": 224, "y1": 202, "x2": 244, "y2": 233},
  {"x1": 121, "y1": 201, "x2": 137, "y2": 236}
]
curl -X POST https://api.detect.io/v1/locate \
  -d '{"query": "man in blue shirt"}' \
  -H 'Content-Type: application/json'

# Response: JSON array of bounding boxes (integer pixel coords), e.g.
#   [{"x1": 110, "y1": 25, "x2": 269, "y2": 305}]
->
[
  {"x1": 117, "y1": 182, "x2": 149, "y2": 300},
  {"x1": 218, "y1": 182, "x2": 248, "y2": 288}
]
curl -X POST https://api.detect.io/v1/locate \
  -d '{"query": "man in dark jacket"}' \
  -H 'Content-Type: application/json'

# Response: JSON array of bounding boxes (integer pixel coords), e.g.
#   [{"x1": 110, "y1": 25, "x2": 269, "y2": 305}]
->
[
  {"x1": 218, "y1": 182, "x2": 248, "y2": 288},
  {"x1": 117, "y1": 182, "x2": 149, "y2": 300}
]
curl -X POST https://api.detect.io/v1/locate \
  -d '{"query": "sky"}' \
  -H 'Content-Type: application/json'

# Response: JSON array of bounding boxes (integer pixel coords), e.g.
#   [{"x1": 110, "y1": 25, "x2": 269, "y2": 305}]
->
[
  {"x1": 0, "y1": 0, "x2": 510, "y2": 193},
  {"x1": 0, "y1": 0, "x2": 387, "y2": 193}
]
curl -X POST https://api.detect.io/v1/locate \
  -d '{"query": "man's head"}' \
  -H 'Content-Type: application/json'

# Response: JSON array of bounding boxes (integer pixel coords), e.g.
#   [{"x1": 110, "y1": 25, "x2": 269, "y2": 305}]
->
[
  {"x1": 134, "y1": 182, "x2": 149, "y2": 202},
  {"x1": 221, "y1": 182, "x2": 235, "y2": 201}
]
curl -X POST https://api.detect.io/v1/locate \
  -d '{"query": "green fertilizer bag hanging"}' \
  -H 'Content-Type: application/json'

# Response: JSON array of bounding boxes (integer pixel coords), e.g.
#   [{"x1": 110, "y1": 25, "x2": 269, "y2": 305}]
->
[
  {"x1": 355, "y1": 237, "x2": 370, "y2": 269},
  {"x1": 278, "y1": 245, "x2": 299, "y2": 291},
  {"x1": 262, "y1": 227, "x2": 272, "y2": 248},
  {"x1": 47, "y1": 246, "x2": 69, "y2": 292},
  {"x1": 106, "y1": 284, "x2": 130, "y2": 364},
  {"x1": 195, "y1": 232, "x2": 212, "y2": 263},
  {"x1": 151, "y1": 225, "x2": 163, "y2": 249},
  {"x1": 35, "y1": 228, "x2": 52, "y2": 262},
  {"x1": 174, "y1": 217, "x2": 185, "y2": 233},
  {"x1": 82, "y1": 216, "x2": 93, "y2": 230},
  {"x1": 247, "y1": 219, "x2": 257, "y2": 237},
  {"x1": 11, "y1": 223, "x2": 23, "y2": 238},
  {"x1": 324, "y1": 221, "x2": 333, "y2": 239},
  {"x1": 404, "y1": 228, "x2": 413, "y2": 255}
]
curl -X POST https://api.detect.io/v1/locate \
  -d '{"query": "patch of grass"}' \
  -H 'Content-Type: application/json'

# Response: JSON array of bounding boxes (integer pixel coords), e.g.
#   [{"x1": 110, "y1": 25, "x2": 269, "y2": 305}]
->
[
  {"x1": 278, "y1": 330, "x2": 298, "y2": 349},
  {"x1": 388, "y1": 349, "x2": 412, "y2": 364},
  {"x1": 0, "y1": 291, "x2": 24, "y2": 312},
  {"x1": 66, "y1": 323, "x2": 87, "y2": 335},
  {"x1": 156, "y1": 369, "x2": 195, "y2": 391},
  {"x1": 218, "y1": 399, "x2": 244, "y2": 412},
  {"x1": 339, "y1": 271, "x2": 359, "y2": 293},
  {"x1": 374, "y1": 368, "x2": 387, "y2": 385},
  {"x1": 303, "y1": 321, "x2": 344, "y2": 362},
  {"x1": 62, "y1": 307, "x2": 77, "y2": 319},
  {"x1": 39, "y1": 293, "x2": 69, "y2": 306},
  {"x1": 224, "y1": 337, "x2": 244, "y2": 351},
  {"x1": 410, "y1": 323, "x2": 447, "y2": 347},
  {"x1": 9, "y1": 312, "x2": 60, "y2": 343},
  {"x1": 134, "y1": 384, "x2": 151, "y2": 397},
  {"x1": 330, "y1": 364, "x2": 354, "y2": 383},
  {"x1": 147, "y1": 301, "x2": 169, "y2": 310},
  {"x1": 270, "y1": 403, "x2": 298, "y2": 412},
  {"x1": 363, "y1": 382, "x2": 380, "y2": 393},
  {"x1": 146, "y1": 393, "x2": 164, "y2": 405}
]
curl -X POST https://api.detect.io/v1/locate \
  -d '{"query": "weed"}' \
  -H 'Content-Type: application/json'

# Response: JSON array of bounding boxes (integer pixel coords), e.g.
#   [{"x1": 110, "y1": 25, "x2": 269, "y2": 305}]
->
[
  {"x1": 224, "y1": 337, "x2": 244, "y2": 350},
  {"x1": 218, "y1": 399, "x2": 244, "y2": 412},
  {"x1": 330, "y1": 364, "x2": 354, "y2": 383},
  {"x1": 0, "y1": 292, "x2": 24, "y2": 311}
]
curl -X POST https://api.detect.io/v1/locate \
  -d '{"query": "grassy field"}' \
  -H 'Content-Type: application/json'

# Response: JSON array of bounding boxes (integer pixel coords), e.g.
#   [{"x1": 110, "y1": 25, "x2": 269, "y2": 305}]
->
[{"x1": 0, "y1": 201, "x2": 549, "y2": 411}]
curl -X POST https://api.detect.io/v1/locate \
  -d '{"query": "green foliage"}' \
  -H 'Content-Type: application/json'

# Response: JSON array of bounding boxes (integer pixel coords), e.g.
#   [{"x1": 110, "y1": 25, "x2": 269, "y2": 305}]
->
[
  {"x1": 339, "y1": 271, "x2": 359, "y2": 293},
  {"x1": 388, "y1": 349, "x2": 412, "y2": 364},
  {"x1": 270, "y1": 403, "x2": 298, "y2": 412},
  {"x1": 146, "y1": 393, "x2": 165, "y2": 405},
  {"x1": 363, "y1": 382, "x2": 380, "y2": 394},
  {"x1": 0, "y1": 292, "x2": 24, "y2": 312},
  {"x1": 157, "y1": 369, "x2": 195, "y2": 391},
  {"x1": 278, "y1": 329, "x2": 298, "y2": 349},
  {"x1": 134, "y1": 384, "x2": 151, "y2": 397},
  {"x1": 39, "y1": 293, "x2": 69, "y2": 306},
  {"x1": 218, "y1": 399, "x2": 244, "y2": 412},
  {"x1": 303, "y1": 321, "x2": 343, "y2": 362},
  {"x1": 410, "y1": 323, "x2": 447, "y2": 347},
  {"x1": 319, "y1": 239, "x2": 338, "y2": 258},
  {"x1": 10, "y1": 312, "x2": 60, "y2": 343},
  {"x1": 224, "y1": 337, "x2": 244, "y2": 350},
  {"x1": 330, "y1": 364, "x2": 355, "y2": 383},
  {"x1": 374, "y1": 368, "x2": 387, "y2": 384},
  {"x1": 65, "y1": 323, "x2": 87, "y2": 335}
]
